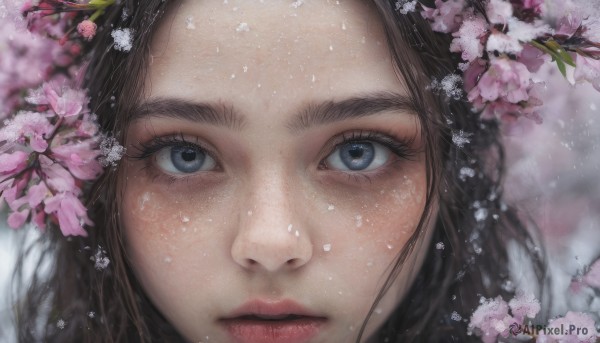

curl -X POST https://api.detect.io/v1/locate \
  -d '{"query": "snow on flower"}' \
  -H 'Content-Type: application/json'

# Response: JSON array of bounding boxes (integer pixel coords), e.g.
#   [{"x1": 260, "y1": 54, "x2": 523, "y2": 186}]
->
[
  {"x1": 469, "y1": 296, "x2": 515, "y2": 343},
  {"x1": 508, "y1": 289, "x2": 541, "y2": 323},
  {"x1": 574, "y1": 55, "x2": 600, "y2": 92},
  {"x1": 450, "y1": 15, "x2": 489, "y2": 63},
  {"x1": 486, "y1": 0, "x2": 513, "y2": 25},
  {"x1": 421, "y1": 0, "x2": 466, "y2": 33}
]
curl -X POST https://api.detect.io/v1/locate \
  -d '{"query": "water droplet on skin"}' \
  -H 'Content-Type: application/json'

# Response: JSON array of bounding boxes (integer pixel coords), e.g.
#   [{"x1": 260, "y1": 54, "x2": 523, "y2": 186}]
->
[
  {"x1": 243, "y1": 65, "x2": 248, "y2": 73},
  {"x1": 374, "y1": 308, "x2": 383, "y2": 314},
  {"x1": 185, "y1": 16, "x2": 196, "y2": 30},
  {"x1": 323, "y1": 244, "x2": 332, "y2": 252},
  {"x1": 355, "y1": 215, "x2": 363, "y2": 228},
  {"x1": 295, "y1": 230, "x2": 300, "y2": 237},
  {"x1": 338, "y1": 291, "x2": 343, "y2": 295},
  {"x1": 386, "y1": 244, "x2": 393, "y2": 250},
  {"x1": 436, "y1": 242, "x2": 445, "y2": 250},
  {"x1": 329, "y1": 44, "x2": 334, "y2": 51},
  {"x1": 288, "y1": 224, "x2": 293, "y2": 232},
  {"x1": 341, "y1": 21, "x2": 347, "y2": 30},
  {"x1": 164, "y1": 256, "x2": 173, "y2": 264},
  {"x1": 366, "y1": 261, "x2": 373, "y2": 267},
  {"x1": 247, "y1": 210, "x2": 253, "y2": 216},
  {"x1": 181, "y1": 216, "x2": 190, "y2": 223},
  {"x1": 327, "y1": 204, "x2": 335, "y2": 211},
  {"x1": 349, "y1": 325, "x2": 355, "y2": 331},
  {"x1": 311, "y1": 74, "x2": 316, "y2": 83},
  {"x1": 328, "y1": 276, "x2": 333, "y2": 281},
  {"x1": 139, "y1": 192, "x2": 150, "y2": 210},
  {"x1": 230, "y1": 74, "x2": 236, "y2": 79}
]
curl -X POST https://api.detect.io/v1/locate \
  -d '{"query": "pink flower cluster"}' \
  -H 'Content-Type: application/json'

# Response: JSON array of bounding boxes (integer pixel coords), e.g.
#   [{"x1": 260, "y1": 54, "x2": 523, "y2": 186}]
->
[
  {"x1": 418, "y1": 0, "x2": 600, "y2": 126},
  {"x1": 468, "y1": 290, "x2": 541, "y2": 343},
  {"x1": 0, "y1": 0, "x2": 123, "y2": 236},
  {"x1": 0, "y1": 81, "x2": 103, "y2": 236}
]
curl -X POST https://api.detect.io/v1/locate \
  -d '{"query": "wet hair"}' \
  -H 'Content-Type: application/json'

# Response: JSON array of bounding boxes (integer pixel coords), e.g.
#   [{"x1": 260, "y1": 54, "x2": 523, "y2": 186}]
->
[{"x1": 7, "y1": 0, "x2": 545, "y2": 342}]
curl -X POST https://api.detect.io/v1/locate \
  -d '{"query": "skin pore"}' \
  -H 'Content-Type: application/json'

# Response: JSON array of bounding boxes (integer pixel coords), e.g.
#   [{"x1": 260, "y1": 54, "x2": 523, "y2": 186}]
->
[{"x1": 120, "y1": 1, "x2": 435, "y2": 342}]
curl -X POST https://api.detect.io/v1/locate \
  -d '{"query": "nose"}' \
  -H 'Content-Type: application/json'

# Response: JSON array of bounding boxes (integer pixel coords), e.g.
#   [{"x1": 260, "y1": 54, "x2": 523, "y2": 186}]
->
[{"x1": 231, "y1": 172, "x2": 312, "y2": 273}]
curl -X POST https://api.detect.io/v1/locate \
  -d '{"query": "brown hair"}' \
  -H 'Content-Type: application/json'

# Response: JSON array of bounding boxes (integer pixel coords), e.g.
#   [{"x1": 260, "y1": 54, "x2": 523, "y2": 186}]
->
[{"x1": 8, "y1": 1, "x2": 545, "y2": 342}]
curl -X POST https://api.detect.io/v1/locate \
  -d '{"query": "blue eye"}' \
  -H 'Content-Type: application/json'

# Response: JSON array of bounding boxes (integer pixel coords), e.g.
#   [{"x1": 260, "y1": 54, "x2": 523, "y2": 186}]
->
[
  {"x1": 325, "y1": 141, "x2": 390, "y2": 171},
  {"x1": 155, "y1": 145, "x2": 216, "y2": 174}
]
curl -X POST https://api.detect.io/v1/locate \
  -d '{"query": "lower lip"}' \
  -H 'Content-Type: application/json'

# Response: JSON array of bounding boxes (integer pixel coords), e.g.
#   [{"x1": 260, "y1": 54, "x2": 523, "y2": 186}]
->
[{"x1": 221, "y1": 317, "x2": 326, "y2": 343}]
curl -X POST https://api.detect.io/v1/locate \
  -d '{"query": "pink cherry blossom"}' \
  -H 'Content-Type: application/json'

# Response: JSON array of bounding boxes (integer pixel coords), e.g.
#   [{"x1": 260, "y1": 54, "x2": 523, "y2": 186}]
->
[
  {"x1": 537, "y1": 312, "x2": 598, "y2": 343},
  {"x1": 0, "y1": 151, "x2": 30, "y2": 176},
  {"x1": 450, "y1": 15, "x2": 489, "y2": 62},
  {"x1": 44, "y1": 192, "x2": 90, "y2": 237},
  {"x1": 469, "y1": 296, "x2": 516, "y2": 343},
  {"x1": 0, "y1": 111, "x2": 53, "y2": 152},
  {"x1": 518, "y1": 43, "x2": 547, "y2": 73},
  {"x1": 421, "y1": 0, "x2": 466, "y2": 33},
  {"x1": 7, "y1": 209, "x2": 30, "y2": 229},
  {"x1": 486, "y1": 0, "x2": 513, "y2": 25},
  {"x1": 32, "y1": 82, "x2": 89, "y2": 118},
  {"x1": 77, "y1": 20, "x2": 97, "y2": 40},
  {"x1": 574, "y1": 55, "x2": 600, "y2": 92},
  {"x1": 26, "y1": 181, "x2": 50, "y2": 208},
  {"x1": 508, "y1": 289, "x2": 541, "y2": 323},
  {"x1": 39, "y1": 155, "x2": 78, "y2": 194},
  {"x1": 51, "y1": 141, "x2": 103, "y2": 180},
  {"x1": 468, "y1": 58, "x2": 531, "y2": 104}
]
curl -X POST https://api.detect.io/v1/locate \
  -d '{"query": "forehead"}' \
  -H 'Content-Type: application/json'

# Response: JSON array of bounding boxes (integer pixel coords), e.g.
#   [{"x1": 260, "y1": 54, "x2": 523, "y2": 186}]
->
[{"x1": 147, "y1": 0, "x2": 404, "y2": 105}]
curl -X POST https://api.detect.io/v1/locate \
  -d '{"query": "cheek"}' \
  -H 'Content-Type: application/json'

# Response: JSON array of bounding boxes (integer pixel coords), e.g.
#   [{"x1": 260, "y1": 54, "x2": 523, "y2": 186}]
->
[{"x1": 120, "y1": 171, "x2": 234, "y2": 281}]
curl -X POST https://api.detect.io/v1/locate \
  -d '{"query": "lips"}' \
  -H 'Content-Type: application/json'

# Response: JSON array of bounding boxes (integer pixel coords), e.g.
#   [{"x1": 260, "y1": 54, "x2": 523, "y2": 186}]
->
[{"x1": 219, "y1": 299, "x2": 327, "y2": 343}]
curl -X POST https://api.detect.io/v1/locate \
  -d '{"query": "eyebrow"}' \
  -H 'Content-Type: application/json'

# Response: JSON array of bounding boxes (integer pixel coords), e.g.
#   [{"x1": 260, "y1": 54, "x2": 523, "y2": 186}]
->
[
  {"x1": 131, "y1": 92, "x2": 417, "y2": 132},
  {"x1": 130, "y1": 98, "x2": 246, "y2": 130},
  {"x1": 287, "y1": 92, "x2": 417, "y2": 133}
]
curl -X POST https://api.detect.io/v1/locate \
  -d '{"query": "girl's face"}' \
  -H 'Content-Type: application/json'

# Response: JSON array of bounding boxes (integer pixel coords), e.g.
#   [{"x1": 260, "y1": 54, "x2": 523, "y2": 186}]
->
[{"x1": 121, "y1": 1, "x2": 433, "y2": 342}]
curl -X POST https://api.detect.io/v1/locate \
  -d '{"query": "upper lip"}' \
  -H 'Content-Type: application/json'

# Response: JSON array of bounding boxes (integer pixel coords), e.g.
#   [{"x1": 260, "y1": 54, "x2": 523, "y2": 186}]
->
[{"x1": 220, "y1": 299, "x2": 326, "y2": 320}]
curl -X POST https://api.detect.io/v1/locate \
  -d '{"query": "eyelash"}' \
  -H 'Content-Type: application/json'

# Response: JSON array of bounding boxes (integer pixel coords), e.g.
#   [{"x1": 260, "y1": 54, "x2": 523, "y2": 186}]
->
[
  {"x1": 319, "y1": 130, "x2": 417, "y2": 182},
  {"x1": 129, "y1": 130, "x2": 416, "y2": 183},
  {"x1": 129, "y1": 133, "x2": 220, "y2": 183}
]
